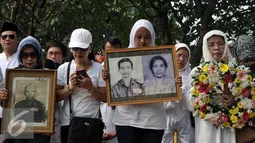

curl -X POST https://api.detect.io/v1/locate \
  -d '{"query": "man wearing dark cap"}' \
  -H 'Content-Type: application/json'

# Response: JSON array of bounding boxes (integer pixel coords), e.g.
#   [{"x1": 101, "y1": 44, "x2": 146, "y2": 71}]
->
[
  {"x1": 0, "y1": 22, "x2": 19, "y2": 78},
  {"x1": 0, "y1": 22, "x2": 19, "y2": 133}
]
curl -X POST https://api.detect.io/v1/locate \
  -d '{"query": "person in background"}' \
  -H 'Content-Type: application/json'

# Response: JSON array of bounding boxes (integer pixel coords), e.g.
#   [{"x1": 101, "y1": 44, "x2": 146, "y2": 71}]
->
[
  {"x1": 162, "y1": 43, "x2": 195, "y2": 143},
  {"x1": 0, "y1": 36, "x2": 50, "y2": 143},
  {"x1": 0, "y1": 22, "x2": 19, "y2": 130},
  {"x1": 101, "y1": 36, "x2": 121, "y2": 143},
  {"x1": 44, "y1": 40, "x2": 67, "y2": 69},
  {"x1": 43, "y1": 40, "x2": 67, "y2": 143},
  {"x1": 188, "y1": 30, "x2": 234, "y2": 143},
  {"x1": 233, "y1": 35, "x2": 255, "y2": 143}
]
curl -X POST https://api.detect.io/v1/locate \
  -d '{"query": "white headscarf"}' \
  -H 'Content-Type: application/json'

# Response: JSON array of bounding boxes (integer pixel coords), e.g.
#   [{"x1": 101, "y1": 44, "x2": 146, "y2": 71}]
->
[
  {"x1": 202, "y1": 30, "x2": 232, "y2": 62},
  {"x1": 128, "y1": 19, "x2": 155, "y2": 48},
  {"x1": 175, "y1": 43, "x2": 191, "y2": 73}
]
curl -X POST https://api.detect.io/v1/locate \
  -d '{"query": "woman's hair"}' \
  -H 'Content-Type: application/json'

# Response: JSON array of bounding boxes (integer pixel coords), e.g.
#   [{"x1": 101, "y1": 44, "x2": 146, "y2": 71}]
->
[
  {"x1": 118, "y1": 58, "x2": 133, "y2": 69},
  {"x1": 149, "y1": 55, "x2": 167, "y2": 75},
  {"x1": 103, "y1": 36, "x2": 122, "y2": 50},
  {"x1": 46, "y1": 40, "x2": 67, "y2": 57}
]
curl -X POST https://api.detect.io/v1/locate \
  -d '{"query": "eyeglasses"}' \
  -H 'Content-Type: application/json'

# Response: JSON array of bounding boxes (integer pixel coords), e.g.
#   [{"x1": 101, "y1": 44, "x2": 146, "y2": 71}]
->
[
  {"x1": 47, "y1": 51, "x2": 62, "y2": 56},
  {"x1": 1, "y1": 34, "x2": 15, "y2": 40},
  {"x1": 21, "y1": 52, "x2": 37, "y2": 59},
  {"x1": 72, "y1": 48, "x2": 89, "y2": 52}
]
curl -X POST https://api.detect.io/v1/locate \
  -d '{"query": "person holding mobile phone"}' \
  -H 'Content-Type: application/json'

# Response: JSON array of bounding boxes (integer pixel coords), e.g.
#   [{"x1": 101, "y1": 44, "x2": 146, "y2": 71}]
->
[{"x1": 56, "y1": 28, "x2": 106, "y2": 143}]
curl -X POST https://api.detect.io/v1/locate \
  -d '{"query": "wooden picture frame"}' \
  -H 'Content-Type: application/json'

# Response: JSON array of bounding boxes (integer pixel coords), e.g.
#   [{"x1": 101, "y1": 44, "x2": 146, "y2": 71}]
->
[
  {"x1": 2, "y1": 69, "x2": 57, "y2": 134},
  {"x1": 104, "y1": 45, "x2": 181, "y2": 106}
]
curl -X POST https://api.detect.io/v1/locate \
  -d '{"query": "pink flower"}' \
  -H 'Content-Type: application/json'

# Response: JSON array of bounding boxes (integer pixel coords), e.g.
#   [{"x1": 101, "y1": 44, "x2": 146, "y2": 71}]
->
[
  {"x1": 223, "y1": 74, "x2": 233, "y2": 83},
  {"x1": 220, "y1": 114, "x2": 229, "y2": 123},
  {"x1": 200, "y1": 105, "x2": 208, "y2": 112},
  {"x1": 198, "y1": 83, "x2": 210, "y2": 94},
  {"x1": 243, "y1": 111, "x2": 250, "y2": 121},
  {"x1": 208, "y1": 65, "x2": 217, "y2": 74},
  {"x1": 211, "y1": 116, "x2": 219, "y2": 125},
  {"x1": 237, "y1": 70, "x2": 248, "y2": 81},
  {"x1": 242, "y1": 88, "x2": 251, "y2": 97}
]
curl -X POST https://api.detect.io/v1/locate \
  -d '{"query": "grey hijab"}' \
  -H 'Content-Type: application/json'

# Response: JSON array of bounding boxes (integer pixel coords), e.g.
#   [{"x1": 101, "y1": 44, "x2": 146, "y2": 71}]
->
[{"x1": 234, "y1": 35, "x2": 255, "y2": 62}]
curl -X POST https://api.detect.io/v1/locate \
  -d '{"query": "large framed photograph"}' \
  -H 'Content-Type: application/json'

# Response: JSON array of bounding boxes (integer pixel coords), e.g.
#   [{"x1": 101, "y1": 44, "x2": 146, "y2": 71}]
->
[
  {"x1": 2, "y1": 69, "x2": 57, "y2": 134},
  {"x1": 104, "y1": 45, "x2": 181, "y2": 106}
]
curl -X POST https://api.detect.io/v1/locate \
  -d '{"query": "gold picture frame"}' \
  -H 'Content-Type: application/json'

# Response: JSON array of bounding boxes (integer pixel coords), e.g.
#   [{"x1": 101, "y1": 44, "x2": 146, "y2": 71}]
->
[
  {"x1": 2, "y1": 69, "x2": 57, "y2": 134},
  {"x1": 104, "y1": 45, "x2": 181, "y2": 106}
]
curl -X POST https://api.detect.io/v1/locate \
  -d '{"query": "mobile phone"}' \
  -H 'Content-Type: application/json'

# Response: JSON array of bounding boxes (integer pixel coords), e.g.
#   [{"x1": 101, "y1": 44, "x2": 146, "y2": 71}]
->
[{"x1": 76, "y1": 70, "x2": 88, "y2": 78}]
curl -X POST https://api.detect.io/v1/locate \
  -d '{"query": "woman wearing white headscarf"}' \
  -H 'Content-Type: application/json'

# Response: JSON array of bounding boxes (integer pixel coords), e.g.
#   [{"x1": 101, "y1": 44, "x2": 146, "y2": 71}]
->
[
  {"x1": 162, "y1": 43, "x2": 195, "y2": 143},
  {"x1": 112, "y1": 19, "x2": 170, "y2": 143},
  {"x1": 188, "y1": 30, "x2": 235, "y2": 143}
]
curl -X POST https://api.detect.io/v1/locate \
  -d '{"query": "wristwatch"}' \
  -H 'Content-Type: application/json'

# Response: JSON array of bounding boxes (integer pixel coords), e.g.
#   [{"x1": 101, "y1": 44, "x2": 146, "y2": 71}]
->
[{"x1": 66, "y1": 85, "x2": 73, "y2": 95}]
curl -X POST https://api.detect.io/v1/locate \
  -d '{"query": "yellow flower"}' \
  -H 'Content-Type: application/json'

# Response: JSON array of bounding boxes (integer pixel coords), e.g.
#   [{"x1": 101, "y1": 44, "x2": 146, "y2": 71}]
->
[
  {"x1": 229, "y1": 107, "x2": 239, "y2": 115},
  {"x1": 204, "y1": 97, "x2": 212, "y2": 103},
  {"x1": 199, "y1": 74, "x2": 207, "y2": 82},
  {"x1": 248, "y1": 75, "x2": 253, "y2": 82},
  {"x1": 234, "y1": 78, "x2": 241, "y2": 84},
  {"x1": 200, "y1": 112, "x2": 206, "y2": 118},
  {"x1": 250, "y1": 112, "x2": 255, "y2": 118},
  {"x1": 223, "y1": 122, "x2": 230, "y2": 127},
  {"x1": 237, "y1": 102, "x2": 243, "y2": 108},
  {"x1": 234, "y1": 68, "x2": 238, "y2": 72},
  {"x1": 236, "y1": 87, "x2": 242, "y2": 94},
  {"x1": 251, "y1": 87, "x2": 255, "y2": 95},
  {"x1": 230, "y1": 115, "x2": 238, "y2": 123},
  {"x1": 252, "y1": 95, "x2": 255, "y2": 101},
  {"x1": 194, "y1": 104, "x2": 199, "y2": 109},
  {"x1": 220, "y1": 64, "x2": 229, "y2": 73},
  {"x1": 192, "y1": 89, "x2": 199, "y2": 97},
  {"x1": 202, "y1": 65, "x2": 208, "y2": 72}
]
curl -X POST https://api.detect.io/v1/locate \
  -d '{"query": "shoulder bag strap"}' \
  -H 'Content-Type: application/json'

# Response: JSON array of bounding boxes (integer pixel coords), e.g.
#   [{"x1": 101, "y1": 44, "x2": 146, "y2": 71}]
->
[{"x1": 66, "y1": 62, "x2": 73, "y2": 119}]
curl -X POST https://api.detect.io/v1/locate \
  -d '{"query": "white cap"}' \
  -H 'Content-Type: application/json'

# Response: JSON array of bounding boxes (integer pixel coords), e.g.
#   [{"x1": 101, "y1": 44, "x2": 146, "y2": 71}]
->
[{"x1": 69, "y1": 28, "x2": 92, "y2": 49}]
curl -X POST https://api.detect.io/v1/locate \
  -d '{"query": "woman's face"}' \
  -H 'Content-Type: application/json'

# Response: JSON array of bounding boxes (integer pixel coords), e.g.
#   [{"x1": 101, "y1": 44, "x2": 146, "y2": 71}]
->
[
  {"x1": 134, "y1": 27, "x2": 152, "y2": 48},
  {"x1": 152, "y1": 59, "x2": 166, "y2": 78},
  {"x1": 207, "y1": 35, "x2": 225, "y2": 61},
  {"x1": 21, "y1": 46, "x2": 38, "y2": 68},
  {"x1": 176, "y1": 48, "x2": 189, "y2": 69},
  {"x1": 72, "y1": 47, "x2": 90, "y2": 63}
]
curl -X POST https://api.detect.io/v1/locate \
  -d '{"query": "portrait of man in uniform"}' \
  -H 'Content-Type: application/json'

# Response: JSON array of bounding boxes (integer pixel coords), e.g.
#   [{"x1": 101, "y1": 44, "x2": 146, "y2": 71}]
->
[
  {"x1": 14, "y1": 84, "x2": 47, "y2": 123},
  {"x1": 111, "y1": 58, "x2": 144, "y2": 98}
]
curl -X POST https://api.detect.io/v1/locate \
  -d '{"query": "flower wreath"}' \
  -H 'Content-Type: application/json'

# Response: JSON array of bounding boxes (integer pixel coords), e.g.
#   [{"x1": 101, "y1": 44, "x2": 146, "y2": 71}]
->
[{"x1": 191, "y1": 58, "x2": 255, "y2": 129}]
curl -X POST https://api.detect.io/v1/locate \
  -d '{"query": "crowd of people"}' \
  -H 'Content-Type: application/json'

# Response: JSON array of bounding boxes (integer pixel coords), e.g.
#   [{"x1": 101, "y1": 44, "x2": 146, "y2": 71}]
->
[{"x1": 0, "y1": 18, "x2": 254, "y2": 143}]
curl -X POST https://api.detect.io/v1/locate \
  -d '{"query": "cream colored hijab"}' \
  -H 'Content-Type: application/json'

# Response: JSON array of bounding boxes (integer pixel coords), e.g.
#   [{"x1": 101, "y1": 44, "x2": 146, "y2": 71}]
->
[
  {"x1": 175, "y1": 43, "x2": 191, "y2": 73},
  {"x1": 128, "y1": 19, "x2": 155, "y2": 48},
  {"x1": 202, "y1": 30, "x2": 232, "y2": 62}
]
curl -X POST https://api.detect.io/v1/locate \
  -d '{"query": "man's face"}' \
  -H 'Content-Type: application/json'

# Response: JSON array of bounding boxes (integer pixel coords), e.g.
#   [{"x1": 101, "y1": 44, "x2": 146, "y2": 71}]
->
[
  {"x1": 25, "y1": 85, "x2": 36, "y2": 100},
  {"x1": 0, "y1": 31, "x2": 18, "y2": 54},
  {"x1": 46, "y1": 47, "x2": 63, "y2": 64},
  {"x1": 118, "y1": 62, "x2": 133, "y2": 78}
]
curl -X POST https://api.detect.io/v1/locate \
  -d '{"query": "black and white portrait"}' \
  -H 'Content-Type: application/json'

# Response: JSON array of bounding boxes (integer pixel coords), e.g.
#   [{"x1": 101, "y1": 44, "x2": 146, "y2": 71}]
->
[
  {"x1": 108, "y1": 56, "x2": 144, "y2": 98},
  {"x1": 142, "y1": 54, "x2": 176, "y2": 95},
  {"x1": 12, "y1": 77, "x2": 49, "y2": 126}
]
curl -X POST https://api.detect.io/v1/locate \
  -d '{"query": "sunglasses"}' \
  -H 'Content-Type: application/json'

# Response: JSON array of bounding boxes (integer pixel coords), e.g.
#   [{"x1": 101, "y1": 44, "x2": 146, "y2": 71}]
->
[
  {"x1": 1, "y1": 34, "x2": 15, "y2": 40},
  {"x1": 21, "y1": 52, "x2": 38, "y2": 59},
  {"x1": 72, "y1": 47, "x2": 89, "y2": 52}
]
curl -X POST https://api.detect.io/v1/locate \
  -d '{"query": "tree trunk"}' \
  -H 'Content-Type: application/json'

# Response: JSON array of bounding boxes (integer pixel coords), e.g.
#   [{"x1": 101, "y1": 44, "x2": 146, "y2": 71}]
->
[{"x1": 10, "y1": 0, "x2": 20, "y2": 23}]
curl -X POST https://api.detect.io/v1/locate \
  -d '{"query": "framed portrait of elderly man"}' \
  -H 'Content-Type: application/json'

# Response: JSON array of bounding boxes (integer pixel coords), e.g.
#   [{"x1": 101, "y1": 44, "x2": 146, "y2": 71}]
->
[
  {"x1": 2, "y1": 69, "x2": 57, "y2": 134},
  {"x1": 104, "y1": 45, "x2": 181, "y2": 106}
]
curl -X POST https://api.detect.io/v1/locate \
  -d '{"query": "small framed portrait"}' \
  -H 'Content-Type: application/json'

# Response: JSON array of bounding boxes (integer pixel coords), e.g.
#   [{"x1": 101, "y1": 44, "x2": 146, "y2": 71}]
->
[
  {"x1": 2, "y1": 69, "x2": 57, "y2": 134},
  {"x1": 104, "y1": 45, "x2": 181, "y2": 106}
]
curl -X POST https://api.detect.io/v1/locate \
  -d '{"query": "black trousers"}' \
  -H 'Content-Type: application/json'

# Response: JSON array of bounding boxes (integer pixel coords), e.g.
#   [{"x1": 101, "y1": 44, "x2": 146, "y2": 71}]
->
[
  {"x1": 116, "y1": 125, "x2": 164, "y2": 143},
  {"x1": 61, "y1": 126, "x2": 69, "y2": 143}
]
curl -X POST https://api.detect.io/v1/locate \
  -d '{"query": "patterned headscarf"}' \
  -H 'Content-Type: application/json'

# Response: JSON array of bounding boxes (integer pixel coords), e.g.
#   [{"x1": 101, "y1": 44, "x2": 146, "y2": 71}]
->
[{"x1": 234, "y1": 35, "x2": 255, "y2": 62}]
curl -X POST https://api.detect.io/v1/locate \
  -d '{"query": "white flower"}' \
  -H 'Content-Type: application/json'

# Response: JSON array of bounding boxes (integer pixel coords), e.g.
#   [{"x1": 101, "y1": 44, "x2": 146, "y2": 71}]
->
[
  {"x1": 241, "y1": 98, "x2": 253, "y2": 109},
  {"x1": 208, "y1": 73, "x2": 220, "y2": 84},
  {"x1": 240, "y1": 81, "x2": 249, "y2": 88}
]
